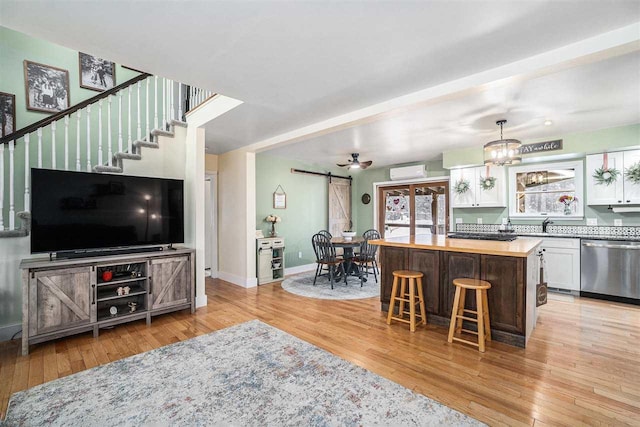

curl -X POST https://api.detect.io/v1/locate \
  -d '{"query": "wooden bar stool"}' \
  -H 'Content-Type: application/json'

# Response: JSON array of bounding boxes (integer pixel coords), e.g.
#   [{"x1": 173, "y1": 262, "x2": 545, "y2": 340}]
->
[
  {"x1": 386, "y1": 270, "x2": 427, "y2": 332},
  {"x1": 447, "y1": 278, "x2": 492, "y2": 352}
]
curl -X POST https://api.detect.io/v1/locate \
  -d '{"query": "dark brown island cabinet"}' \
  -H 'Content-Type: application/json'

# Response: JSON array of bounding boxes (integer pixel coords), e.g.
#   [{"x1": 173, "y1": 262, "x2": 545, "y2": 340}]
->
[{"x1": 371, "y1": 235, "x2": 542, "y2": 348}]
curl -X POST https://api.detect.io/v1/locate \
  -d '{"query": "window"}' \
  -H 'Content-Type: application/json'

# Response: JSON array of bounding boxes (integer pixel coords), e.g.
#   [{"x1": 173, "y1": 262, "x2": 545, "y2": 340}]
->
[
  {"x1": 378, "y1": 181, "x2": 449, "y2": 237},
  {"x1": 508, "y1": 160, "x2": 584, "y2": 218}
]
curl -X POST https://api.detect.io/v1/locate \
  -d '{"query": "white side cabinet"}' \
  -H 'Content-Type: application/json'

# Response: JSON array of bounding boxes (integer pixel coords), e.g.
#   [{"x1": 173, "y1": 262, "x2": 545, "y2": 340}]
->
[
  {"x1": 586, "y1": 150, "x2": 640, "y2": 205},
  {"x1": 450, "y1": 166, "x2": 506, "y2": 208},
  {"x1": 540, "y1": 238, "x2": 580, "y2": 291},
  {"x1": 257, "y1": 237, "x2": 285, "y2": 285}
]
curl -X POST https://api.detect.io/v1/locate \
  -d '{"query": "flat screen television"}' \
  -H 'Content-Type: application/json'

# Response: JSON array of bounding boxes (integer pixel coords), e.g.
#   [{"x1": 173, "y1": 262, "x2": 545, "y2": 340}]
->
[{"x1": 31, "y1": 168, "x2": 184, "y2": 254}]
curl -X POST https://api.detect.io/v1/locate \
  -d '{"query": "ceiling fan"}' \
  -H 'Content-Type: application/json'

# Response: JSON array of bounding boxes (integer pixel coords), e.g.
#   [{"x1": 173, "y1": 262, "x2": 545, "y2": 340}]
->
[{"x1": 337, "y1": 153, "x2": 372, "y2": 170}]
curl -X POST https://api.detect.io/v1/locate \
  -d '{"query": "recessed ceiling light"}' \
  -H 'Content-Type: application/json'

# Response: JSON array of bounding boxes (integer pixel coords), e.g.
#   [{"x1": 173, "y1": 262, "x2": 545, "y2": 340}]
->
[{"x1": 544, "y1": 119, "x2": 553, "y2": 126}]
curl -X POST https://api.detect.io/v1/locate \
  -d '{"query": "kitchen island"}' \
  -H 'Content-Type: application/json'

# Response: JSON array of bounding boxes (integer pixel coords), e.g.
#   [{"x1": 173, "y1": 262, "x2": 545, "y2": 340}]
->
[{"x1": 370, "y1": 235, "x2": 542, "y2": 347}]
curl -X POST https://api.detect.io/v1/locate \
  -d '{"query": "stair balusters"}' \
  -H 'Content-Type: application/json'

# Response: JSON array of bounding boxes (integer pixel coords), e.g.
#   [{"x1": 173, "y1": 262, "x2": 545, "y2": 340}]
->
[
  {"x1": 76, "y1": 110, "x2": 81, "y2": 171},
  {"x1": 98, "y1": 100, "x2": 103, "y2": 166},
  {"x1": 107, "y1": 96, "x2": 113, "y2": 167},
  {"x1": 24, "y1": 134, "x2": 30, "y2": 212},
  {"x1": 51, "y1": 122, "x2": 56, "y2": 169},
  {"x1": 8, "y1": 141, "x2": 14, "y2": 230},
  {"x1": 86, "y1": 104, "x2": 92, "y2": 172},
  {"x1": 37, "y1": 127, "x2": 42, "y2": 168}
]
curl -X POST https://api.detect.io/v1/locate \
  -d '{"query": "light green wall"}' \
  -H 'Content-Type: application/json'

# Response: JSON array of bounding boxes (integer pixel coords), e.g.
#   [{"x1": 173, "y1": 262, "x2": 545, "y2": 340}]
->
[
  {"x1": 0, "y1": 26, "x2": 167, "y2": 227},
  {"x1": 443, "y1": 124, "x2": 640, "y2": 169},
  {"x1": 255, "y1": 153, "x2": 347, "y2": 268},
  {"x1": 352, "y1": 160, "x2": 449, "y2": 233},
  {"x1": 0, "y1": 26, "x2": 141, "y2": 131},
  {"x1": 445, "y1": 124, "x2": 640, "y2": 227}
]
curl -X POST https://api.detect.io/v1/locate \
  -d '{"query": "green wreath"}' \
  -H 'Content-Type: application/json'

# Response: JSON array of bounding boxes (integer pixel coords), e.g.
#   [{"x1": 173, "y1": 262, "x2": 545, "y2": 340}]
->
[
  {"x1": 453, "y1": 178, "x2": 470, "y2": 195},
  {"x1": 625, "y1": 162, "x2": 640, "y2": 184},
  {"x1": 592, "y1": 166, "x2": 620, "y2": 186},
  {"x1": 479, "y1": 176, "x2": 496, "y2": 191}
]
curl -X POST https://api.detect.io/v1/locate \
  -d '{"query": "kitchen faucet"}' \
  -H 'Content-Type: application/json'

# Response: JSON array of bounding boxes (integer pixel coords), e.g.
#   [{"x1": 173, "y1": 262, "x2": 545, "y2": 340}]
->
[{"x1": 542, "y1": 218, "x2": 554, "y2": 233}]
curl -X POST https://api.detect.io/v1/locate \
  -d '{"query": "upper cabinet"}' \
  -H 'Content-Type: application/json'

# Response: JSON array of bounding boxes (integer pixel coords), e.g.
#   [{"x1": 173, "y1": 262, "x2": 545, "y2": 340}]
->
[
  {"x1": 450, "y1": 166, "x2": 506, "y2": 208},
  {"x1": 586, "y1": 150, "x2": 640, "y2": 205}
]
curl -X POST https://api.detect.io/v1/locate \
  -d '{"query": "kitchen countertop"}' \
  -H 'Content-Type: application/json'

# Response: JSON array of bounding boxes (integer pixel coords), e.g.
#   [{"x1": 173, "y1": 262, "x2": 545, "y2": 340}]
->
[{"x1": 369, "y1": 235, "x2": 542, "y2": 257}]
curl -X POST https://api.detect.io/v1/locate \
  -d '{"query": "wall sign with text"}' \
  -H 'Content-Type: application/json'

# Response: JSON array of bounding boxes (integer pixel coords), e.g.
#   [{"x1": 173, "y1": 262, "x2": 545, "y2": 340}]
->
[{"x1": 519, "y1": 139, "x2": 563, "y2": 155}]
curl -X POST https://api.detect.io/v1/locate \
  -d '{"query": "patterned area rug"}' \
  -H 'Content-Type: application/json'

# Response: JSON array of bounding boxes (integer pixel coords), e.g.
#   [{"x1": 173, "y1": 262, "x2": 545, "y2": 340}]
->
[
  {"x1": 4, "y1": 321, "x2": 482, "y2": 426},
  {"x1": 281, "y1": 271, "x2": 380, "y2": 300}
]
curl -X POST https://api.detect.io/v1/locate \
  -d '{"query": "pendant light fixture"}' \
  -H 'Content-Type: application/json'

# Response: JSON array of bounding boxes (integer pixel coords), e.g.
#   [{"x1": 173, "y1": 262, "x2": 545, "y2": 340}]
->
[{"x1": 483, "y1": 119, "x2": 522, "y2": 166}]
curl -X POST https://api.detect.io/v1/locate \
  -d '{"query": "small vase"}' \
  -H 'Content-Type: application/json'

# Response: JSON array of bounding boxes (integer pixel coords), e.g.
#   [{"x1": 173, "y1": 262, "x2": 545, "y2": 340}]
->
[
  {"x1": 563, "y1": 204, "x2": 572, "y2": 215},
  {"x1": 269, "y1": 222, "x2": 277, "y2": 237}
]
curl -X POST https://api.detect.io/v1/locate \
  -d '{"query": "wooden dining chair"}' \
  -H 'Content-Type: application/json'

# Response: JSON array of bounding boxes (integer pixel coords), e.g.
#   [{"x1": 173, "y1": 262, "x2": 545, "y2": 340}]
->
[
  {"x1": 354, "y1": 234, "x2": 379, "y2": 285},
  {"x1": 358, "y1": 229, "x2": 381, "y2": 279},
  {"x1": 311, "y1": 233, "x2": 347, "y2": 289}
]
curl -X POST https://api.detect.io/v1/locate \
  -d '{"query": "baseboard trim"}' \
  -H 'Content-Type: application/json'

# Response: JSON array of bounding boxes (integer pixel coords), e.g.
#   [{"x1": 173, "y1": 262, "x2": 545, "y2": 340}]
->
[
  {"x1": 218, "y1": 271, "x2": 257, "y2": 288},
  {"x1": 0, "y1": 323, "x2": 21, "y2": 343},
  {"x1": 195, "y1": 295, "x2": 208, "y2": 308},
  {"x1": 284, "y1": 263, "x2": 316, "y2": 276}
]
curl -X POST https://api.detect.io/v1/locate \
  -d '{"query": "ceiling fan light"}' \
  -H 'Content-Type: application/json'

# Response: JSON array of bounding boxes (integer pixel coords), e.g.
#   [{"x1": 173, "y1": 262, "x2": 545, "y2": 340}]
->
[{"x1": 350, "y1": 163, "x2": 360, "y2": 169}]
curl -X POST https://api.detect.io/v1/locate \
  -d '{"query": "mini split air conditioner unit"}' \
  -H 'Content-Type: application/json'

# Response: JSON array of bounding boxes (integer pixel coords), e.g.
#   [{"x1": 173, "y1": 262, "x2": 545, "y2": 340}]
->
[{"x1": 389, "y1": 164, "x2": 427, "y2": 181}]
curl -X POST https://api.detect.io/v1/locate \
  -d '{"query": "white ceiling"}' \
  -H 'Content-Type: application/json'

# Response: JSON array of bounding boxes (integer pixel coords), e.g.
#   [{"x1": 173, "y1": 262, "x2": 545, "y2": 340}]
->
[
  {"x1": 1, "y1": 1, "x2": 640, "y2": 167},
  {"x1": 265, "y1": 50, "x2": 640, "y2": 168}
]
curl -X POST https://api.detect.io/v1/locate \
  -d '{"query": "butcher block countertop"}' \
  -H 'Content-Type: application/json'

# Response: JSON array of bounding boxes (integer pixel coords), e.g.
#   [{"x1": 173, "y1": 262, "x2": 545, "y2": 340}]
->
[{"x1": 369, "y1": 235, "x2": 542, "y2": 257}]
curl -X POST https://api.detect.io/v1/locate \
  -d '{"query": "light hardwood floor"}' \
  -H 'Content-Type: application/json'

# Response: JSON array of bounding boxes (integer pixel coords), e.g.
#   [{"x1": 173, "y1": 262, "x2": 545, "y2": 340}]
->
[{"x1": 1, "y1": 278, "x2": 639, "y2": 425}]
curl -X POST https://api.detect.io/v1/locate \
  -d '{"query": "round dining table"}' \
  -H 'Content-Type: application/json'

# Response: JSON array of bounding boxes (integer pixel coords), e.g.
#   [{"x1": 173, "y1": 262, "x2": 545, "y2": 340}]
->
[{"x1": 331, "y1": 236, "x2": 365, "y2": 280}]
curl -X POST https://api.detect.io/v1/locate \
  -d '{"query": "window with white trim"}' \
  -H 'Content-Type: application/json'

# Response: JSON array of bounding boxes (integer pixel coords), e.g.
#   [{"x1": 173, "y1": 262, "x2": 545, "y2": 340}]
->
[{"x1": 508, "y1": 160, "x2": 584, "y2": 218}]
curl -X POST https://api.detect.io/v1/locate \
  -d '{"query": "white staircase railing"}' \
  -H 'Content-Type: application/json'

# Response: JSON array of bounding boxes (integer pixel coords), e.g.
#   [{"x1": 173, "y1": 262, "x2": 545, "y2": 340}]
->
[{"x1": 0, "y1": 73, "x2": 216, "y2": 233}]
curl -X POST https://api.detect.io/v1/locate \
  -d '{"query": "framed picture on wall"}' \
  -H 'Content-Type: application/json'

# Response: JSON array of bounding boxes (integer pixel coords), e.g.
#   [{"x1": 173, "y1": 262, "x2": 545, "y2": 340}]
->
[
  {"x1": 0, "y1": 91, "x2": 16, "y2": 137},
  {"x1": 79, "y1": 53, "x2": 116, "y2": 91},
  {"x1": 24, "y1": 60, "x2": 70, "y2": 113}
]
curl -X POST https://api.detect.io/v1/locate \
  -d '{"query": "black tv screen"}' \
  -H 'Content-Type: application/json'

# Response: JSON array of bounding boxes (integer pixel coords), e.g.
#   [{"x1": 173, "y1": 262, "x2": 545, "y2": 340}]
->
[{"x1": 31, "y1": 169, "x2": 184, "y2": 253}]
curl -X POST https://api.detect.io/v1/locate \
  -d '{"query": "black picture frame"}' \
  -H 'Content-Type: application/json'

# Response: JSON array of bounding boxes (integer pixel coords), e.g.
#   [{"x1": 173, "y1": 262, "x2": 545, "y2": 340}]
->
[
  {"x1": 24, "y1": 60, "x2": 70, "y2": 113},
  {"x1": 0, "y1": 91, "x2": 16, "y2": 137},
  {"x1": 79, "y1": 52, "x2": 116, "y2": 92}
]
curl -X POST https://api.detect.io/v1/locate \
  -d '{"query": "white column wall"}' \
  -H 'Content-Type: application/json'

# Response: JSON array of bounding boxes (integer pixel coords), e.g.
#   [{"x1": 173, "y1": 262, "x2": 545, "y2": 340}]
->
[
  {"x1": 218, "y1": 149, "x2": 257, "y2": 287},
  {"x1": 185, "y1": 95, "x2": 243, "y2": 304}
]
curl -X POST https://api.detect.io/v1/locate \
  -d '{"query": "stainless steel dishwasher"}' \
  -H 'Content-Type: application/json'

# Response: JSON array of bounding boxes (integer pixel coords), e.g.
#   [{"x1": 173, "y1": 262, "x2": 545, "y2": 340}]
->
[{"x1": 581, "y1": 239, "x2": 640, "y2": 302}]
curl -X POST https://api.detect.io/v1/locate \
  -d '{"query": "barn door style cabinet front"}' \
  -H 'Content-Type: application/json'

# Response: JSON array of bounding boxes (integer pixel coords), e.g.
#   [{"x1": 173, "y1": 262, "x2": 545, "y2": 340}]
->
[
  {"x1": 149, "y1": 256, "x2": 191, "y2": 310},
  {"x1": 28, "y1": 266, "x2": 96, "y2": 338},
  {"x1": 21, "y1": 249, "x2": 195, "y2": 355}
]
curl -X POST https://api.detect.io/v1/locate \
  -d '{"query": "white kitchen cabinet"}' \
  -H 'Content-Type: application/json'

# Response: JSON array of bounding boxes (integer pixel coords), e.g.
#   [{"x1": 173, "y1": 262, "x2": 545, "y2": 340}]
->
[
  {"x1": 450, "y1": 166, "x2": 506, "y2": 208},
  {"x1": 586, "y1": 150, "x2": 640, "y2": 205},
  {"x1": 622, "y1": 150, "x2": 640, "y2": 203},
  {"x1": 540, "y1": 238, "x2": 580, "y2": 291}
]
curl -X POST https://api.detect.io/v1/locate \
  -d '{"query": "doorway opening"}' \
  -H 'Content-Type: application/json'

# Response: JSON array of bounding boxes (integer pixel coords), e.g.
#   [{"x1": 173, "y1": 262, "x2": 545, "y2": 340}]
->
[{"x1": 377, "y1": 181, "x2": 449, "y2": 238}]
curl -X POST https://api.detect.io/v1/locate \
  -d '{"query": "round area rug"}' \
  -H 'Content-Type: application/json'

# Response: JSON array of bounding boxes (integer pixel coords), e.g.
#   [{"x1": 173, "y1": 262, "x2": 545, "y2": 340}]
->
[{"x1": 281, "y1": 271, "x2": 379, "y2": 300}]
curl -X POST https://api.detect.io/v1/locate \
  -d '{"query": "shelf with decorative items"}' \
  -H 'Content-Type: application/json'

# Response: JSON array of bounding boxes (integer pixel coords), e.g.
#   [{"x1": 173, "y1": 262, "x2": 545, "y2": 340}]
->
[
  {"x1": 450, "y1": 165, "x2": 506, "y2": 208},
  {"x1": 257, "y1": 237, "x2": 285, "y2": 284},
  {"x1": 586, "y1": 150, "x2": 640, "y2": 205},
  {"x1": 19, "y1": 249, "x2": 195, "y2": 355}
]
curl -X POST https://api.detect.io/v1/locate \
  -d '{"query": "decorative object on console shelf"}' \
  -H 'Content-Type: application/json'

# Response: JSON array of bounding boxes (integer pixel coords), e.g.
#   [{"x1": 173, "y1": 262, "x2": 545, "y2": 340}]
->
[
  {"x1": 479, "y1": 176, "x2": 496, "y2": 191},
  {"x1": 264, "y1": 214, "x2": 281, "y2": 237},
  {"x1": 483, "y1": 119, "x2": 522, "y2": 166},
  {"x1": 453, "y1": 178, "x2": 470, "y2": 195},
  {"x1": 558, "y1": 195, "x2": 578, "y2": 215},
  {"x1": 101, "y1": 270, "x2": 113, "y2": 282},
  {"x1": 625, "y1": 161, "x2": 640, "y2": 184}
]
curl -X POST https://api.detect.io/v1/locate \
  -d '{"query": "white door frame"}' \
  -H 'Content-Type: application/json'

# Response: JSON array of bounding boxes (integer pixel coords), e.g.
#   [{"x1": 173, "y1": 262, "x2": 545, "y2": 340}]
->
[
  {"x1": 372, "y1": 175, "x2": 453, "y2": 233},
  {"x1": 205, "y1": 171, "x2": 218, "y2": 278}
]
